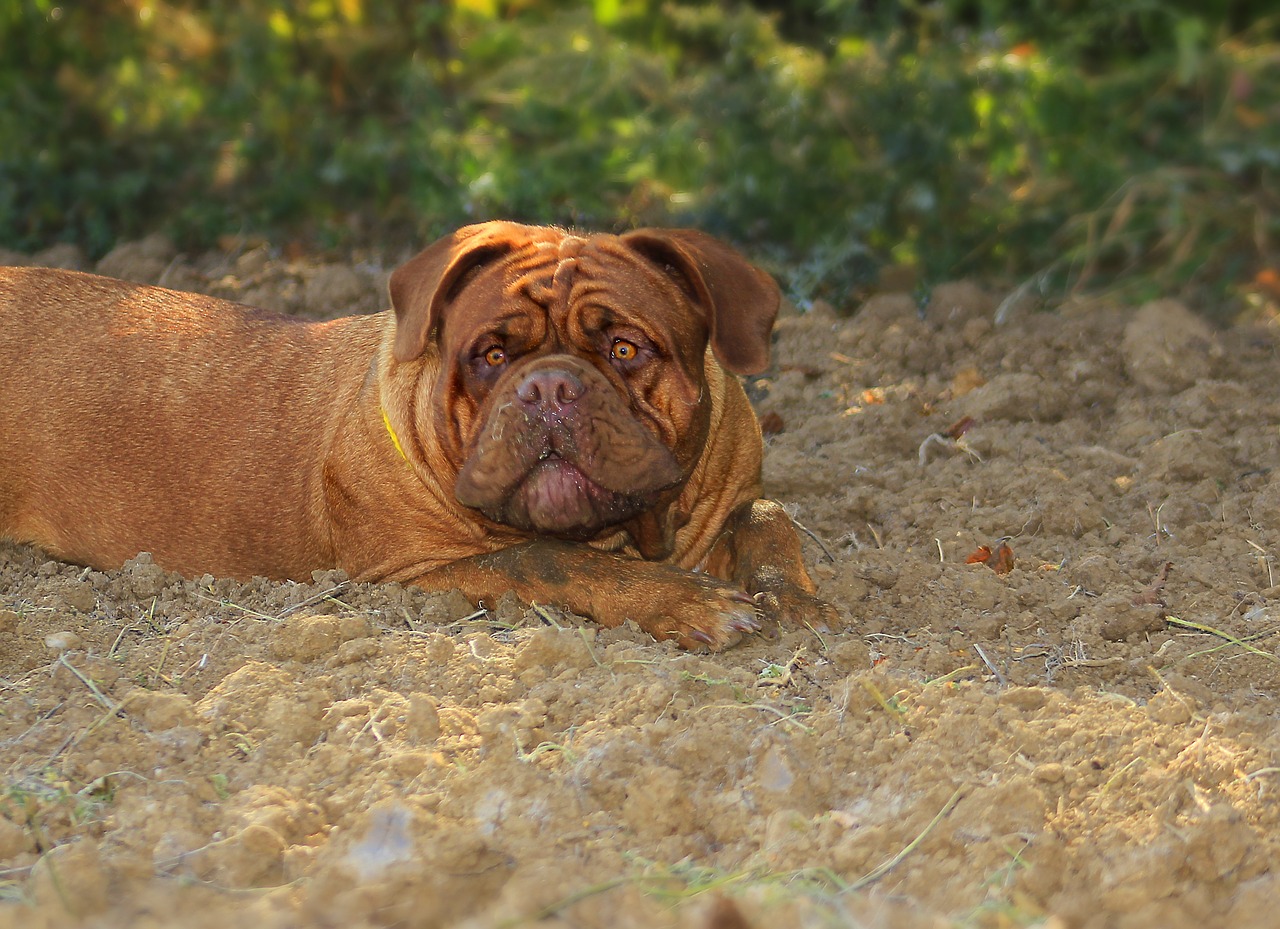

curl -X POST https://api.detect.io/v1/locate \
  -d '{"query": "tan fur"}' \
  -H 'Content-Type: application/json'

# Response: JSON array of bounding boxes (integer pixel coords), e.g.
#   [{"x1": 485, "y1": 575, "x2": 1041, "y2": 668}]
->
[{"x1": 0, "y1": 223, "x2": 835, "y2": 649}]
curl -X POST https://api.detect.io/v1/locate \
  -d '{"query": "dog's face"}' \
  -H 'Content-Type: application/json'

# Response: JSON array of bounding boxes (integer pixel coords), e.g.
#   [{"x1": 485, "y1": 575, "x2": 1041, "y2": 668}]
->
[{"x1": 388, "y1": 222, "x2": 779, "y2": 546}]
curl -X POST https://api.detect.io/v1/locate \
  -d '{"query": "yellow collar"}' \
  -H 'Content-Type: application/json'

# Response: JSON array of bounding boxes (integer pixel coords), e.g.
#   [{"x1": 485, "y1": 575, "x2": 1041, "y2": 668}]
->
[{"x1": 380, "y1": 406, "x2": 408, "y2": 463}]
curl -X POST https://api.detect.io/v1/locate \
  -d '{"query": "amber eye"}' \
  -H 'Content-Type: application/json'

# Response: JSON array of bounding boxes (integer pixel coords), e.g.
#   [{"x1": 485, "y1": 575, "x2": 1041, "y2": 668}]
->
[
  {"x1": 611, "y1": 339, "x2": 638, "y2": 362},
  {"x1": 483, "y1": 346, "x2": 506, "y2": 366}
]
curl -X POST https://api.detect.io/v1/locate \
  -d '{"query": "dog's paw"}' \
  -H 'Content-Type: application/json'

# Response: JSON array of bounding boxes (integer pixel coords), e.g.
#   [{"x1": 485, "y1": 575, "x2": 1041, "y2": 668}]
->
[
  {"x1": 752, "y1": 584, "x2": 840, "y2": 636},
  {"x1": 636, "y1": 573, "x2": 762, "y2": 651}
]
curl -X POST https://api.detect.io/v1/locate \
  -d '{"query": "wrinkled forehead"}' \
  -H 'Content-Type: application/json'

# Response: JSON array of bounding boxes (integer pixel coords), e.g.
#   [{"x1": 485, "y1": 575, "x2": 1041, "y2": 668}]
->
[{"x1": 440, "y1": 232, "x2": 697, "y2": 344}]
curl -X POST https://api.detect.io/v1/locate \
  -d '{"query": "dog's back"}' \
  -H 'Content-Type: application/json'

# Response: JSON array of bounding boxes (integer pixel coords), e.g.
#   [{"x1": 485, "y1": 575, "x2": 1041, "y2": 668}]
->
[{"x1": 0, "y1": 267, "x2": 377, "y2": 577}]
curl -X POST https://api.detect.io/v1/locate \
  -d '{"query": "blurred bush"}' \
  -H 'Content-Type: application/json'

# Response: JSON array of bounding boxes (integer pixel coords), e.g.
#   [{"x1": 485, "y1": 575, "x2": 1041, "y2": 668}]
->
[{"x1": 0, "y1": 0, "x2": 1277, "y2": 312}]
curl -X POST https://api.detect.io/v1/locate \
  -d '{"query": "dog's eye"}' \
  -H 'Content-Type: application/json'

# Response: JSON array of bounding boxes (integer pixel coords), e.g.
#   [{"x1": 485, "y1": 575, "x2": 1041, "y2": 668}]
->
[
  {"x1": 483, "y1": 346, "x2": 506, "y2": 366},
  {"x1": 610, "y1": 339, "x2": 639, "y2": 362}
]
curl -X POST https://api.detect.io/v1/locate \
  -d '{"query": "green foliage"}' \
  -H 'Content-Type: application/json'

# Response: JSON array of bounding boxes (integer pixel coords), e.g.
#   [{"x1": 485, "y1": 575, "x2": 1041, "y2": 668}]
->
[{"x1": 0, "y1": 0, "x2": 1277, "y2": 309}]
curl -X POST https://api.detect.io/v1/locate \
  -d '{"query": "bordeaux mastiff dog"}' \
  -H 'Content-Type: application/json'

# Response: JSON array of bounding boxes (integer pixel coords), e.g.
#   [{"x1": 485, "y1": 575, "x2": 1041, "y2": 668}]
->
[{"x1": 0, "y1": 221, "x2": 835, "y2": 649}]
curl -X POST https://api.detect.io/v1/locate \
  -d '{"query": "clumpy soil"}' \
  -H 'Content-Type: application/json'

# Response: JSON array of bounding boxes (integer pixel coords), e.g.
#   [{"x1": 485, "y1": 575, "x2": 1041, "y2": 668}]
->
[{"x1": 2, "y1": 238, "x2": 1280, "y2": 929}]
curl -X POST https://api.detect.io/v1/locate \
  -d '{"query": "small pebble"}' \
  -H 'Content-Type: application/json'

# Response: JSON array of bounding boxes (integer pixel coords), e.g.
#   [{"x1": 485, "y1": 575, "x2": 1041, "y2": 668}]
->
[{"x1": 45, "y1": 631, "x2": 83, "y2": 651}]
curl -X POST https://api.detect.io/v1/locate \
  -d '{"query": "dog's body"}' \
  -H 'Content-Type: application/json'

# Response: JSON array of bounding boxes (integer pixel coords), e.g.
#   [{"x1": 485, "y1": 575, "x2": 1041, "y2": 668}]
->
[{"x1": 0, "y1": 222, "x2": 834, "y2": 648}]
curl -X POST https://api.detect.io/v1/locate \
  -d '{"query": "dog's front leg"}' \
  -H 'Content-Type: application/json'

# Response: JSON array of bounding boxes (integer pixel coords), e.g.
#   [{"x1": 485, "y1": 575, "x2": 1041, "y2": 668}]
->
[
  {"x1": 411, "y1": 540, "x2": 761, "y2": 650},
  {"x1": 699, "y1": 499, "x2": 839, "y2": 634}
]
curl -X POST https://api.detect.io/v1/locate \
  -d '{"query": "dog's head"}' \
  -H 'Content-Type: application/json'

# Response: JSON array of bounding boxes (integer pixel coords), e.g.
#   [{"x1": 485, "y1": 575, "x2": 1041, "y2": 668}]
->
[{"x1": 388, "y1": 221, "x2": 779, "y2": 550}]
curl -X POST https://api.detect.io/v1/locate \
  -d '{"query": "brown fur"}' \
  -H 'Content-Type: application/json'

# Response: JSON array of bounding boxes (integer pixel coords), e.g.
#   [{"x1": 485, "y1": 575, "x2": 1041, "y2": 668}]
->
[{"x1": 0, "y1": 222, "x2": 835, "y2": 649}]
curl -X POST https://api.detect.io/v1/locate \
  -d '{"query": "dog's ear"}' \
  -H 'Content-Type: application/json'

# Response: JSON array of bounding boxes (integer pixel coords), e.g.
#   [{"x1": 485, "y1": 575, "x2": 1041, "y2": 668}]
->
[
  {"x1": 389, "y1": 222, "x2": 528, "y2": 363},
  {"x1": 621, "y1": 229, "x2": 779, "y2": 375}
]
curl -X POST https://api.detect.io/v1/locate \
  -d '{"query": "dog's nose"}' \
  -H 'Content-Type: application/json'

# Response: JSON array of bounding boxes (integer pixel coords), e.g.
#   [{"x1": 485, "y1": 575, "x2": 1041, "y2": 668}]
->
[{"x1": 515, "y1": 368, "x2": 584, "y2": 413}]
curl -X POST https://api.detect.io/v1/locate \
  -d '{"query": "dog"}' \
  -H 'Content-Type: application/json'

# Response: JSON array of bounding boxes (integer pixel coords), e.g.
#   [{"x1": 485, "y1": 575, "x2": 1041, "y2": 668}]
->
[{"x1": 0, "y1": 221, "x2": 836, "y2": 649}]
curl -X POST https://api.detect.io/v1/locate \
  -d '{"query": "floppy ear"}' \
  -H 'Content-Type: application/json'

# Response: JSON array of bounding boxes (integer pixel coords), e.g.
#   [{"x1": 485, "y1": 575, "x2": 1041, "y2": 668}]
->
[
  {"x1": 620, "y1": 228, "x2": 780, "y2": 375},
  {"x1": 388, "y1": 222, "x2": 529, "y2": 363}
]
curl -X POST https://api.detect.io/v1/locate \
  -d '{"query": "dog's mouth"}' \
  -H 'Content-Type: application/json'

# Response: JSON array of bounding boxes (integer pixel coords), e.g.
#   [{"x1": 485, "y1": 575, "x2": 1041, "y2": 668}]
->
[
  {"x1": 457, "y1": 437, "x2": 680, "y2": 538},
  {"x1": 497, "y1": 452, "x2": 650, "y2": 538},
  {"x1": 452, "y1": 375, "x2": 684, "y2": 538}
]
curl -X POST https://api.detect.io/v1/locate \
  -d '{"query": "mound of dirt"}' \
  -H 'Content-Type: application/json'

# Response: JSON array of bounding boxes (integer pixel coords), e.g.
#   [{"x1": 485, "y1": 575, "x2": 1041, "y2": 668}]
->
[{"x1": 2, "y1": 243, "x2": 1279, "y2": 929}]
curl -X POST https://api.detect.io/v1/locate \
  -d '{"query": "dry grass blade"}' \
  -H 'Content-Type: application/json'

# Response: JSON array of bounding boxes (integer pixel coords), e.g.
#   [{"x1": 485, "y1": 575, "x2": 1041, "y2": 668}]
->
[
  {"x1": 862, "y1": 679, "x2": 908, "y2": 724},
  {"x1": 846, "y1": 786, "x2": 965, "y2": 892},
  {"x1": 925, "y1": 664, "x2": 980, "y2": 686},
  {"x1": 274, "y1": 581, "x2": 352, "y2": 618},
  {"x1": 193, "y1": 592, "x2": 276, "y2": 621},
  {"x1": 1165, "y1": 614, "x2": 1280, "y2": 663},
  {"x1": 696, "y1": 702, "x2": 814, "y2": 734},
  {"x1": 58, "y1": 655, "x2": 118, "y2": 712},
  {"x1": 973, "y1": 644, "x2": 1008, "y2": 686},
  {"x1": 530, "y1": 602, "x2": 563, "y2": 629},
  {"x1": 792, "y1": 517, "x2": 836, "y2": 563},
  {"x1": 497, "y1": 875, "x2": 632, "y2": 926}
]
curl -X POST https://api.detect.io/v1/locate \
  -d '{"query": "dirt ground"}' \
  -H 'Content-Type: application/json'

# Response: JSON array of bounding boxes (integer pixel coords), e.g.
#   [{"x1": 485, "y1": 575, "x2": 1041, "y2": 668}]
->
[{"x1": 2, "y1": 236, "x2": 1279, "y2": 929}]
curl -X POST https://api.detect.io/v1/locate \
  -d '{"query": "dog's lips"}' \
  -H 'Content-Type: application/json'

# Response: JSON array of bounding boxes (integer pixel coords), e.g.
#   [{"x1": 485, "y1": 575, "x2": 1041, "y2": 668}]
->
[
  {"x1": 513, "y1": 455, "x2": 614, "y2": 535},
  {"x1": 461, "y1": 450, "x2": 663, "y2": 539}
]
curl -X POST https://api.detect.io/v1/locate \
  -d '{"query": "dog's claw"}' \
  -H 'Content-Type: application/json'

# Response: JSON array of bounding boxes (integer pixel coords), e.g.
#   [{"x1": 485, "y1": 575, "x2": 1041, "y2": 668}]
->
[{"x1": 752, "y1": 585, "x2": 840, "y2": 636}]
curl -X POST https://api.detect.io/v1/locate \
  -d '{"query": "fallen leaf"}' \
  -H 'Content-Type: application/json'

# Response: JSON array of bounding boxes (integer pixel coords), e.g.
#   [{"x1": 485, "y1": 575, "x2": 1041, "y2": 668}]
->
[
  {"x1": 1254, "y1": 268, "x2": 1280, "y2": 299},
  {"x1": 966, "y1": 541, "x2": 1015, "y2": 574},
  {"x1": 758, "y1": 411, "x2": 785, "y2": 435},
  {"x1": 965, "y1": 546, "x2": 992, "y2": 565},
  {"x1": 990, "y1": 541, "x2": 1015, "y2": 574},
  {"x1": 1133, "y1": 561, "x2": 1172, "y2": 607}
]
